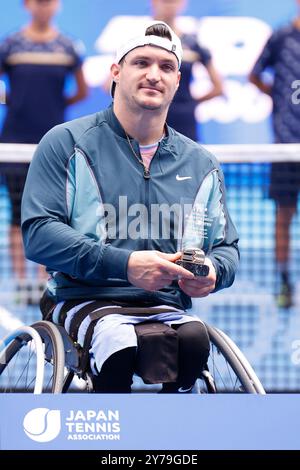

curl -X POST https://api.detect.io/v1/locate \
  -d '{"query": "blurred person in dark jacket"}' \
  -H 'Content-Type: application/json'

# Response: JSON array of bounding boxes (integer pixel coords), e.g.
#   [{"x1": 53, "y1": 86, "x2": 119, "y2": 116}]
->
[
  {"x1": 249, "y1": 2, "x2": 300, "y2": 309},
  {"x1": 151, "y1": 0, "x2": 223, "y2": 141},
  {"x1": 0, "y1": 0, "x2": 88, "y2": 293}
]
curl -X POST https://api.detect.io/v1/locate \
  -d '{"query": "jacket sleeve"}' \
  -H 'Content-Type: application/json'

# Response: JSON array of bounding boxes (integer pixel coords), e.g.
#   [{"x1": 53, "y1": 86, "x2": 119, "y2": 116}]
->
[
  {"x1": 21, "y1": 125, "x2": 132, "y2": 282},
  {"x1": 209, "y1": 240, "x2": 239, "y2": 292},
  {"x1": 205, "y1": 162, "x2": 240, "y2": 292},
  {"x1": 250, "y1": 31, "x2": 277, "y2": 77}
]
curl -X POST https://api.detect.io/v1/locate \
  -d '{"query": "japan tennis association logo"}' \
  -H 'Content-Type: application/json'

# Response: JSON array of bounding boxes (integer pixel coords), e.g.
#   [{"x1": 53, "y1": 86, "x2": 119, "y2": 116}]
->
[{"x1": 23, "y1": 408, "x2": 61, "y2": 443}]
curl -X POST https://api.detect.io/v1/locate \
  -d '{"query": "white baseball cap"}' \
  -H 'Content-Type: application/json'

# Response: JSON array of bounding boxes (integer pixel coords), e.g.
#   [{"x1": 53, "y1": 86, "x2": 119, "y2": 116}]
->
[{"x1": 111, "y1": 20, "x2": 182, "y2": 97}]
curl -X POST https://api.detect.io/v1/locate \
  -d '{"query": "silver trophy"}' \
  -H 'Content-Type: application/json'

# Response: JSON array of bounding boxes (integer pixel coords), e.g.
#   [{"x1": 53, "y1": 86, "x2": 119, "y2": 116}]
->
[{"x1": 176, "y1": 248, "x2": 209, "y2": 276}]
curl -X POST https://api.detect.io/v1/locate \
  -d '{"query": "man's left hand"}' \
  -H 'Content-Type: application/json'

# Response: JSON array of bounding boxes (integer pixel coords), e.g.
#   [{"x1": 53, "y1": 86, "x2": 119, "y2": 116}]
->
[{"x1": 178, "y1": 257, "x2": 216, "y2": 298}]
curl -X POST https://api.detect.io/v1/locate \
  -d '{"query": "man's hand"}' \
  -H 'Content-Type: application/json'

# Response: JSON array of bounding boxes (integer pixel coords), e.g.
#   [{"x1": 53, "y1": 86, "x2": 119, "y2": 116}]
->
[
  {"x1": 178, "y1": 257, "x2": 216, "y2": 298},
  {"x1": 127, "y1": 251, "x2": 195, "y2": 291}
]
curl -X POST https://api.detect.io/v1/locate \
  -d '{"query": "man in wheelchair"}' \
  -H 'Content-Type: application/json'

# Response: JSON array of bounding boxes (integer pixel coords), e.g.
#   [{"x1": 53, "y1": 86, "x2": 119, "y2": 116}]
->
[{"x1": 21, "y1": 21, "x2": 239, "y2": 393}]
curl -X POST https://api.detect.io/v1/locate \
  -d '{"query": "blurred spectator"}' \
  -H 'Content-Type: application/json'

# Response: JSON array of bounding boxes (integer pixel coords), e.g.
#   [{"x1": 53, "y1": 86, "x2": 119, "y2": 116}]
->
[
  {"x1": 0, "y1": 0, "x2": 88, "y2": 291},
  {"x1": 249, "y1": 2, "x2": 300, "y2": 308},
  {"x1": 151, "y1": 0, "x2": 223, "y2": 141}
]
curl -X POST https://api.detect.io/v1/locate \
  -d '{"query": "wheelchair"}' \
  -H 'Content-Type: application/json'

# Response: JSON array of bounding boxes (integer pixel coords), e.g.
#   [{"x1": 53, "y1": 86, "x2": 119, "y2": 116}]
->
[{"x1": 0, "y1": 319, "x2": 265, "y2": 394}]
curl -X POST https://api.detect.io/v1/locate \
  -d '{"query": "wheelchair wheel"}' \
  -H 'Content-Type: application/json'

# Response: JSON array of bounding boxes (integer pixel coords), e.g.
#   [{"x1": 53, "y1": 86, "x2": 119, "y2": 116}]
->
[
  {"x1": 0, "y1": 321, "x2": 65, "y2": 393},
  {"x1": 213, "y1": 326, "x2": 265, "y2": 394},
  {"x1": 199, "y1": 324, "x2": 265, "y2": 394}
]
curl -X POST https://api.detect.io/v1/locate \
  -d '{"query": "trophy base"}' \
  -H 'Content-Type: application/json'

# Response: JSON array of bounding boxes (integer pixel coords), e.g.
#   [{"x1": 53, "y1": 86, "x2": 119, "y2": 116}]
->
[{"x1": 176, "y1": 260, "x2": 209, "y2": 277}]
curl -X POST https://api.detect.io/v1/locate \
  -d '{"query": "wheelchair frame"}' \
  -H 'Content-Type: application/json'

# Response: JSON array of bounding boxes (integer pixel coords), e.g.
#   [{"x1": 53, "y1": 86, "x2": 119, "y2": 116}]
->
[{"x1": 0, "y1": 319, "x2": 265, "y2": 394}]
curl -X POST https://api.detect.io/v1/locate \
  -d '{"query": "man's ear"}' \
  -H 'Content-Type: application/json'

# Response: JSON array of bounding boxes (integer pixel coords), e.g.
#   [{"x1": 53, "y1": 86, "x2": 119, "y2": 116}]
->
[{"x1": 110, "y1": 63, "x2": 121, "y2": 85}]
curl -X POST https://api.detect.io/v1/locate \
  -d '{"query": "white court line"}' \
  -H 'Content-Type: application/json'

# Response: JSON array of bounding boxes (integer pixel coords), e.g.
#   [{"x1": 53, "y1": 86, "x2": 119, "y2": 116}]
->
[{"x1": 0, "y1": 306, "x2": 24, "y2": 332}]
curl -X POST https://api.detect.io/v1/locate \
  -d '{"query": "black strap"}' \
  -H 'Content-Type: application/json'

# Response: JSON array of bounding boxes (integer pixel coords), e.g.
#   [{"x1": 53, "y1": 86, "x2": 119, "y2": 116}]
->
[
  {"x1": 58, "y1": 300, "x2": 84, "y2": 325},
  {"x1": 80, "y1": 318, "x2": 99, "y2": 373},
  {"x1": 66, "y1": 299, "x2": 176, "y2": 342},
  {"x1": 89, "y1": 306, "x2": 175, "y2": 321},
  {"x1": 78, "y1": 306, "x2": 177, "y2": 374},
  {"x1": 40, "y1": 290, "x2": 56, "y2": 321},
  {"x1": 80, "y1": 311, "x2": 120, "y2": 374},
  {"x1": 59, "y1": 300, "x2": 179, "y2": 374},
  {"x1": 68, "y1": 301, "x2": 112, "y2": 342}
]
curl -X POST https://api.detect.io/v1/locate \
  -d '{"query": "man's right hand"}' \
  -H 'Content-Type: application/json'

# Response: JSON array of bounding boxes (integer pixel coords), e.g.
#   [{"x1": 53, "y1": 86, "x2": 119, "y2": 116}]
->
[{"x1": 127, "y1": 251, "x2": 195, "y2": 291}]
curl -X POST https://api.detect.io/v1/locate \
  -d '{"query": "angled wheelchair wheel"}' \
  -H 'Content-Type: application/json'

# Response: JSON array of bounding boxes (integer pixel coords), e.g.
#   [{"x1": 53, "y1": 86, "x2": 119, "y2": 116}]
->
[
  {"x1": 213, "y1": 326, "x2": 265, "y2": 394},
  {"x1": 198, "y1": 324, "x2": 265, "y2": 394},
  {"x1": 0, "y1": 321, "x2": 65, "y2": 393}
]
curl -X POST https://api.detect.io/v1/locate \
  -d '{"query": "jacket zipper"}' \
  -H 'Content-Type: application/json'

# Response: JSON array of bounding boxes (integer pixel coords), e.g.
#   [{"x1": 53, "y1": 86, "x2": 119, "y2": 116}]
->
[{"x1": 138, "y1": 142, "x2": 161, "y2": 250}]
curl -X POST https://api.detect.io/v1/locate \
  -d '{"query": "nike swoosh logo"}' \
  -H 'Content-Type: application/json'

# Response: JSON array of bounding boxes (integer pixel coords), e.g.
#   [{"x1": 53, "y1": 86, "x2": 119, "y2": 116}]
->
[
  {"x1": 178, "y1": 386, "x2": 193, "y2": 393},
  {"x1": 176, "y1": 175, "x2": 192, "y2": 181}
]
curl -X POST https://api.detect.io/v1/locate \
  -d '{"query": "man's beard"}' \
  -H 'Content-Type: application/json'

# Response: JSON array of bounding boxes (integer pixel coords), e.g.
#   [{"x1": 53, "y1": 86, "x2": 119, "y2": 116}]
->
[{"x1": 133, "y1": 94, "x2": 173, "y2": 112}]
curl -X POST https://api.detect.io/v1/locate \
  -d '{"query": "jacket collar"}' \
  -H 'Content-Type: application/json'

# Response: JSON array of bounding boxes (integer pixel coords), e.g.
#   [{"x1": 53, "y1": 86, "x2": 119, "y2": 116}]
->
[
  {"x1": 102, "y1": 105, "x2": 180, "y2": 160},
  {"x1": 103, "y1": 105, "x2": 127, "y2": 139}
]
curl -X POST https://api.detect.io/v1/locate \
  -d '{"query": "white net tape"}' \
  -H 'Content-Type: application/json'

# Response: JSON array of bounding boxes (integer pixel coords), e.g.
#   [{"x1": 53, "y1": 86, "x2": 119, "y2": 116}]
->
[{"x1": 0, "y1": 142, "x2": 300, "y2": 163}]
